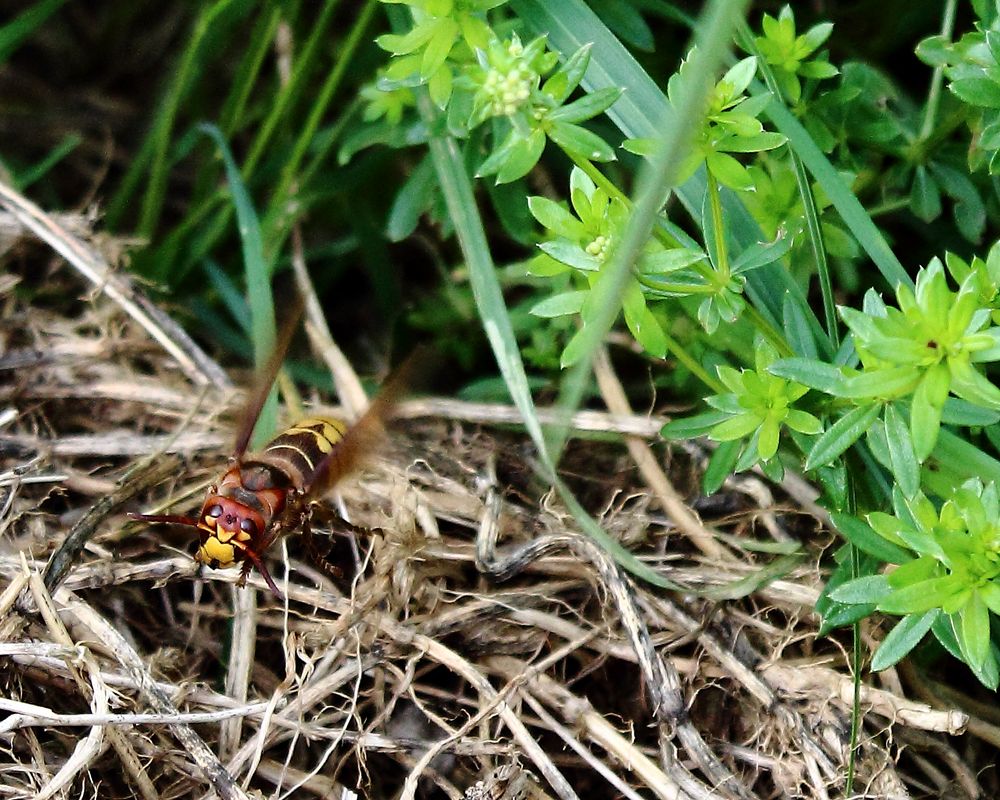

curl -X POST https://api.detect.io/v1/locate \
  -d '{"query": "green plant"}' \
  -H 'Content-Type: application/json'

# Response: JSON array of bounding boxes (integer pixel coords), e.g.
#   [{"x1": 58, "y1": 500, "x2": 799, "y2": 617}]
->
[{"x1": 352, "y1": 0, "x2": 1000, "y2": 696}]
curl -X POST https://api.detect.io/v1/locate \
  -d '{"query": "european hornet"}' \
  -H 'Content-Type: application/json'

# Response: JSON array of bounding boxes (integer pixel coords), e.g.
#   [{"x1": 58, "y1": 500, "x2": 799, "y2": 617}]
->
[{"x1": 131, "y1": 317, "x2": 414, "y2": 599}]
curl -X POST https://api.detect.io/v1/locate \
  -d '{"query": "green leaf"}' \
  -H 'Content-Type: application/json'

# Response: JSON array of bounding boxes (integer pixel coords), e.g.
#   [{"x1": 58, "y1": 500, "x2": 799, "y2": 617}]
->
[
  {"x1": 837, "y1": 366, "x2": 920, "y2": 400},
  {"x1": 528, "y1": 195, "x2": 586, "y2": 237},
  {"x1": 547, "y1": 120, "x2": 616, "y2": 162},
  {"x1": 801, "y1": 21, "x2": 834, "y2": 52},
  {"x1": 716, "y1": 130, "x2": 786, "y2": 153},
  {"x1": 799, "y1": 60, "x2": 839, "y2": 80},
  {"x1": 704, "y1": 439, "x2": 741, "y2": 494},
  {"x1": 930, "y1": 427, "x2": 1000, "y2": 490},
  {"x1": 878, "y1": 576, "x2": 962, "y2": 614},
  {"x1": 911, "y1": 364, "x2": 950, "y2": 460},
  {"x1": 959, "y1": 592, "x2": 991, "y2": 672},
  {"x1": 549, "y1": 86, "x2": 623, "y2": 124},
  {"x1": 951, "y1": 76, "x2": 1000, "y2": 109},
  {"x1": 784, "y1": 409, "x2": 822, "y2": 434},
  {"x1": 722, "y1": 56, "x2": 758, "y2": 96},
  {"x1": 705, "y1": 150, "x2": 753, "y2": 191},
  {"x1": 933, "y1": 613, "x2": 999, "y2": 690},
  {"x1": 930, "y1": 613, "x2": 962, "y2": 661},
  {"x1": 940, "y1": 397, "x2": 1000, "y2": 426},
  {"x1": 537, "y1": 240, "x2": 601, "y2": 271},
  {"x1": 831, "y1": 512, "x2": 912, "y2": 564},
  {"x1": 817, "y1": 547, "x2": 880, "y2": 632},
  {"x1": 420, "y1": 17, "x2": 458, "y2": 79},
  {"x1": 661, "y1": 410, "x2": 732, "y2": 439},
  {"x1": 829, "y1": 575, "x2": 892, "y2": 605},
  {"x1": 870, "y1": 610, "x2": 940, "y2": 671},
  {"x1": 710, "y1": 413, "x2": 762, "y2": 442},
  {"x1": 621, "y1": 280, "x2": 666, "y2": 357},
  {"x1": 931, "y1": 162, "x2": 986, "y2": 242},
  {"x1": 376, "y1": 22, "x2": 434, "y2": 56},
  {"x1": 949, "y1": 358, "x2": 1000, "y2": 410},
  {"x1": 731, "y1": 232, "x2": 793, "y2": 274},
  {"x1": 497, "y1": 128, "x2": 547, "y2": 183},
  {"x1": 758, "y1": 417, "x2": 781, "y2": 459},
  {"x1": 768, "y1": 357, "x2": 844, "y2": 392},
  {"x1": 915, "y1": 34, "x2": 949, "y2": 67},
  {"x1": 909, "y1": 165, "x2": 942, "y2": 222},
  {"x1": 531, "y1": 290, "x2": 588, "y2": 318},
  {"x1": 884, "y1": 404, "x2": 920, "y2": 497},
  {"x1": 387, "y1": 155, "x2": 435, "y2": 241},
  {"x1": 542, "y1": 42, "x2": 592, "y2": 104},
  {"x1": 980, "y1": 581, "x2": 1000, "y2": 616},
  {"x1": 821, "y1": 600, "x2": 876, "y2": 631},
  {"x1": 640, "y1": 248, "x2": 707, "y2": 273},
  {"x1": 805, "y1": 403, "x2": 881, "y2": 471}
]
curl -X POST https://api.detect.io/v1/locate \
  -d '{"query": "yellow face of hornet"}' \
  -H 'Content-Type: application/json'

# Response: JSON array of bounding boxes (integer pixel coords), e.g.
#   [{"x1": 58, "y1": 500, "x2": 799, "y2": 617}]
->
[{"x1": 194, "y1": 496, "x2": 263, "y2": 570}]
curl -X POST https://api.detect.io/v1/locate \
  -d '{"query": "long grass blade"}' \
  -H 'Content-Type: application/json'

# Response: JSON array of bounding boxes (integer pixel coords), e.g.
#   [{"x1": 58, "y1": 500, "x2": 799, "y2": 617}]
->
[
  {"x1": 0, "y1": 0, "x2": 67, "y2": 64},
  {"x1": 198, "y1": 123, "x2": 278, "y2": 448}
]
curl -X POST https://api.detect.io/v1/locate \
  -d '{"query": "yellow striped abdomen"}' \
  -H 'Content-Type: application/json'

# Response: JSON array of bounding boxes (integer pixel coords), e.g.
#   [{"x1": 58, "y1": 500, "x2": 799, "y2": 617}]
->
[{"x1": 240, "y1": 417, "x2": 348, "y2": 493}]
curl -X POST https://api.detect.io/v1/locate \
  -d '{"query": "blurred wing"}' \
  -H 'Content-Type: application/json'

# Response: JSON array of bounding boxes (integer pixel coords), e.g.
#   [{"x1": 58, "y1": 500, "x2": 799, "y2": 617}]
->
[
  {"x1": 303, "y1": 347, "x2": 432, "y2": 500},
  {"x1": 231, "y1": 296, "x2": 305, "y2": 459}
]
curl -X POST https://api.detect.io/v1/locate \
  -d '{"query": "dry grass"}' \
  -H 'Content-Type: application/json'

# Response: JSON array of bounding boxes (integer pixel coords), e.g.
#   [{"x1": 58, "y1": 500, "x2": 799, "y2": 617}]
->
[{"x1": 1, "y1": 198, "x2": 999, "y2": 799}]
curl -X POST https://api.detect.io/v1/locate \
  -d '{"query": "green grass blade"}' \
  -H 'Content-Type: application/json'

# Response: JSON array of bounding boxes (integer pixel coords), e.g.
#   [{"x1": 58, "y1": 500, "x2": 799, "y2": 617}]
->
[
  {"x1": 420, "y1": 89, "x2": 673, "y2": 589},
  {"x1": 107, "y1": 0, "x2": 241, "y2": 235},
  {"x1": 15, "y1": 134, "x2": 80, "y2": 190},
  {"x1": 0, "y1": 0, "x2": 67, "y2": 63},
  {"x1": 736, "y1": 22, "x2": 840, "y2": 347},
  {"x1": 763, "y1": 99, "x2": 911, "y2": 292},
  {"x1": 423, "y1": 104, "x2": 546, "y2": 455},
  {"x1": 535, "y1": 0, "x2": 751, "y2": 462},
  {"x1": 219, "y1": 4, "x2": 284, "y2": 136},
  {"x1": 199, "y1": 123, "x2": 277, "y2": 446},
  {"x1": 243, "y1": 0, "x2": 341, "y2": 179}
]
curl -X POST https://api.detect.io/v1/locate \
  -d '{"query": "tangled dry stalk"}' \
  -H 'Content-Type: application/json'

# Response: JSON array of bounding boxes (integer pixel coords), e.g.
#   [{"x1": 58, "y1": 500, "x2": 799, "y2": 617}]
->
[{"x1": 1, "y1": 187, "x2": 998, "y2": 799}]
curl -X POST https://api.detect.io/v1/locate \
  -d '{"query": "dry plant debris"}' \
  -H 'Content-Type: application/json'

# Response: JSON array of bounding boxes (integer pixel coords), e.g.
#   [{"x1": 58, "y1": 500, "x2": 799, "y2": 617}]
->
[{"x1": 1, "y1": 209, "x2": 998, "y2": 799}]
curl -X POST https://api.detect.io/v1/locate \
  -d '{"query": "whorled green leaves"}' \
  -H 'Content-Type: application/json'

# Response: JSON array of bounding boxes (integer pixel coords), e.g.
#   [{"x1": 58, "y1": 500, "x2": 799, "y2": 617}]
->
[
  {"x1": 830, "y1": 480, "x2": 1000, "y2": 687},
  {"x1": 662, "y1": 339, "x2": 821, "y2": 485}
]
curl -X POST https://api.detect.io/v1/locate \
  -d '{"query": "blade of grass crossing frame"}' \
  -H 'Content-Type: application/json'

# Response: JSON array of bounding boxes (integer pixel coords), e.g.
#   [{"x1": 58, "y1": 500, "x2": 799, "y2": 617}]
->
[
  {"x1": 418, "y1": 88, "x2": 672, "y2": 589},
  {"x1": 421, "y1": 105, "x2": 546, "y2": 457},
  {"x1": 536, "y1": 0, "x2": 750, "y2": 464},
  {"x1": 199, "y1": 123, "x2": 278, "y2": 449}
]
